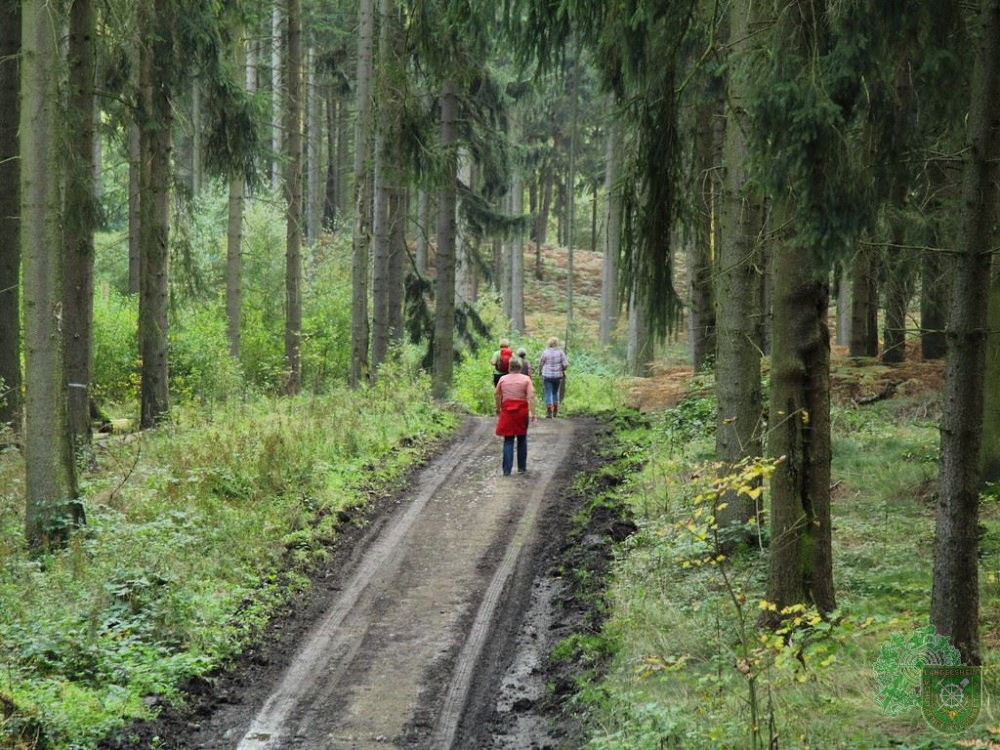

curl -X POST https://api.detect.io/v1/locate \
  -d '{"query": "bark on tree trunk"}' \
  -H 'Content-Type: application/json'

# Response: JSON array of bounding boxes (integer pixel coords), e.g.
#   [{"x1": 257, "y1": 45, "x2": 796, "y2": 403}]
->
[
  {"x1": 324, "y1": 90, "x2": 337, "y2": 229},
  {"x1": 138, "y1": 0, "x2": 172, "y2": 429},
  {"x1": 283, "y1": 0, "x2": 303, "y2": 395},
  {"x1": 432, "y1": 79, "x2": 458, "y2": 399},
  {"x1": 64, "y1": 0, "x2": 97, "y2": 448},
  {"x1": 454, "y1": 149, "x2": 471, "y2": 308},
  {"x1": 689, "y1": 99, "x2": 718, "y2": 372},
  {"x1": 511, "y1": 165, "x2": 525, "y2": 334},
  {"x1": 715, "y1": 0, "x2": 764, "y2": 532},
  {"x1": 128, "y1": 119, "x2": 141, "y2": 295},
  {"x1": 387, "y1": 187, "x2": 405, "y2": 343},
  {"x1": 881, "y1": 259, "x2": 914, "y2": 364},
  {"x1": 835, "y1": 262, "x2": 851, "y2": 346},
  {"x1": 982, "y1": 268, "x2": 1000, "y2": 484},
  {"x1": 599, "y1": 112, "x2": 622, "y2": 346},
  {"x1": 627, "y1": 286, "x2": 653, "y2": 377},
  {"x1": 921, "y1": 248, "x2": 949, "y2": 360},
  {"x1": 271, "y1": 2, "x2": 282, "y2": 191},
  {"x1": 306, "y1": 46, "x2": 321, "y2": 246},
  {"x1": 849, "y1": 246, "x2": 879, "y2": 357},
  {"x1": 931, "y1": 0, "x2": 1000, "y2": 666},
  {"x1": 226, "y1": 38, "x2": 248, "y2": 361},
  {"x1": 227, "y1": 174, "x2": 244, "y2": 359},
  {"x1": 535, "y1": 169, "x2": 552, "y2": 279},
  {"x1": 0, "y1": 0, "x2": 21, "y2": 433},
  {"x1": 766, "y1": 229, "x2": 835, "y2": 616},
  {"x1": 415, "y1": 188, "x2": 429, "y2": 275},
  {"x1": 22, "y1": 0, "x2": 83, "y2": 546},
  {"x1": 371, "y1": 124, "x2": 390, "y2": 372},
  {"x1": 350, "y1": 0, "x2": 374, "y2": 387}
]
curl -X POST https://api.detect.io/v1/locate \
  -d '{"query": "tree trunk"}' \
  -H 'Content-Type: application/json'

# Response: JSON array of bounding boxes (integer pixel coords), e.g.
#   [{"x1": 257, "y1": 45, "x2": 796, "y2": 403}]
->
[
  {"x1": 432, "y1": 79, "x2": 458, "y2": 400},
  {"x1": 689, "y1": 98, "x2": 718, "y2": 372},
  {"x1": 627, "y1": 289, "x2": 654, "y2": 377},
  {"x1": 849, "y1": 246, "x2": 879, "y2": 357},
  {"x1": 834, "y1": 262, "x2": 851, "y2": 346},
  {"x1": 128, "y1": 117, "x2": 141, "y2": 295},
  {"x1": 191, "y1": 82, "x2": 202, "y2": 195},
  {"x1": 324, "y1": 89, "x2": 338, "y2": 229},
  {"x1": 454, "y1": 149, "x2": 471, "y2": 307},
  {"x1": 565, "y1": 46, "x2": 579, "y2": 350},
  {"x1": 415, "y1": 188, "x2": 429, "y2": 275},
  {"x1": 227, "y1": 173, "x2": 244, "y2": 359},
  {"x1": 590, "y1": 184, "x2": 598, "y2": 255},
  {"x1": 350, "y1": 0, "x2": 374, "y2": 387},
  {"x1": 881, "y1": 257, "x2": 914, "y2": 364},
  {"x1": 882, "y1": 163, "x2": 914, "y2": 364},
  {"x1": 138, "y1": 0, "x2": 172, "y2": 429},
  {"x1": 921, "y1": 248, "x2": 949, "y2": 360},
  {"x1": 387, "y1": 187, "x2": 405, "y2": 343},
  {"x1": 556, "y1": 179, "x2": 565, "y2": 248},
  {"x1": 501, "y1": 192, "x2": 512, "y2": 319},
  {"x1": 931, "y1": 0, "x2": 1000, "y2": 666},
  {"x1": 0, "y1": 0, "x2": 21, "y2": 433},
  {"x1": 372, "y1": 0, "x2": 404, "y2": 375},
  {"x1": 371, "y1": 120, "x2": 390, "y2": 372},
  {"x1": 983, "y1": 267, "x2": 1000, "y2": 484},
  {"x1": 511, "y1": 164, "x2": 525, "y2": 334},
  {"x1": 22, "y1": 0, "x2": 82, "y2": 546},
  {"x1": 715, "y1": 0, "x2": 764, "y2": 532},
  {"x1": 599, "y1": 111, "x2": 622, "y2": 346},
  {"x1": 271, "y1": 2, "x2": 282, "y2": 191},
  {"x1": 226, "y1": 38, "x2": 248, "y2": 361},
  {"x1": 306, "y1": 46, "x2": 321, "y2": 246},
  {"x1": 535, "y1": 169, "x2": 552, "y2": 279},
  {"x1": 766, "y1": 227, "x2": 835, "y2": 616},
  {"x1": 64, "y1": 0, "x2": 97, "y2": 448},
  {"x1": 283, "y1": 0, "x2": 303, "y2": 394},
  {"x1": 337, "y1": 94, "x2": 349, "y2": 219}
]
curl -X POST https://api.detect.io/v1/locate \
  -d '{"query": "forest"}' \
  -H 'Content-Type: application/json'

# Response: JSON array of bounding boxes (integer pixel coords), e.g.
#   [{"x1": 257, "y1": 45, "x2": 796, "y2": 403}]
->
[{"x1": 3, "y1": 0, "x2": 1000, "y2": 747}]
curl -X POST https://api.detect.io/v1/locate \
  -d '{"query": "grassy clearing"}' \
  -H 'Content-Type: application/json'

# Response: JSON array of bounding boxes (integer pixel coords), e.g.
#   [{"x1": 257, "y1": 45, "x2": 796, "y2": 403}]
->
[
  {"x1": 0, "y1": 369, "x2": 457, "y2": 749},
  {"x1": 574, "y1": 380, "x2": 1000, "y2": 750}
]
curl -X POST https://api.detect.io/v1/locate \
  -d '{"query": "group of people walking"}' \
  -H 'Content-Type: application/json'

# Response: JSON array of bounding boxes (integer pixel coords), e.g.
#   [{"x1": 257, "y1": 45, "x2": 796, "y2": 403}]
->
[{"x1": 492, "y1": 337, "x2": 569, "y2": 476}]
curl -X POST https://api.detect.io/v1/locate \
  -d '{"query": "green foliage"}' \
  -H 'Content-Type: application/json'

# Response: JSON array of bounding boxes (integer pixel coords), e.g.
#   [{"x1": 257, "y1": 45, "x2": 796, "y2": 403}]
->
[
  {"x1": 0, "y1": 372, "x2": 458, "y2": 749},
  {"x1": 169, "y1": 301, "x2": 245, "y2": 403},
  {"x1": 92, "y1": 288, "x2": 139, "y2": 404},
  {"x1": 663, "y1": 396, "x2": 716, "y2": 445},
  {"x1": 570, "y1": 392, "x2": 999, "y2": 749}
]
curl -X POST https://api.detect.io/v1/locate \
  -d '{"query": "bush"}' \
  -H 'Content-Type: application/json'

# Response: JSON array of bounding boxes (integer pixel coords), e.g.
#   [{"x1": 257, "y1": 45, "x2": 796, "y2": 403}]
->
[
  {"x1": 169, "y1": 301, "x2": 245, "y2": 403},
  {"x1": 93, "y1": 289, "x2": 139, "y2": 404}
]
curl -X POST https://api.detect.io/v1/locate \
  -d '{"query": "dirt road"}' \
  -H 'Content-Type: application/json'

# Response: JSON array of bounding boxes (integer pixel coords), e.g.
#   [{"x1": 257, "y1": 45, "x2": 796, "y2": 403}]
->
[{"x1": 112, "y1": 415, "x2": 607, "y2": 750}]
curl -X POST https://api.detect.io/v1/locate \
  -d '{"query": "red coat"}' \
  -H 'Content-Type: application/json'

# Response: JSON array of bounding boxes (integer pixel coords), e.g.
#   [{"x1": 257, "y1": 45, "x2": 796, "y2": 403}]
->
[{"x1": 496, "y1": 399, "x2": 530, "y2": 436}]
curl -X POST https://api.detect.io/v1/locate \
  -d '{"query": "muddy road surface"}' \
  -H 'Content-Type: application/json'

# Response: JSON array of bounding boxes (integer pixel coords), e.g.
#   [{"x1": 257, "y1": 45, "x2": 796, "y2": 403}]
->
[{"x1": 106, "y1": 415, "x2": 618, "y2": 750}]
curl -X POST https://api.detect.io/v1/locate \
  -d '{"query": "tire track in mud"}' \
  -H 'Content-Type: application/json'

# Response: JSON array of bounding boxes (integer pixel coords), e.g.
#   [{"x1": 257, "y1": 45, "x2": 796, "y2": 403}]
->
[
  {"x1": 225, "y1": 415, "x2": 579, "y2": 750},
  {"x1": 430, "y1": 428, "x2": 571, "y2": 748}
]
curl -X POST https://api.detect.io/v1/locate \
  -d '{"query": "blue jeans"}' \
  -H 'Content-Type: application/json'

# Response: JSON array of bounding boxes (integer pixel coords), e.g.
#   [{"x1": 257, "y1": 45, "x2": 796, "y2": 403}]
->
[
  {"x1": 502, "y1": 435, "x2": 527, "y2": 474},
  {"x1": 543, "y1": 377, "x2": 562, "y2": 407}
]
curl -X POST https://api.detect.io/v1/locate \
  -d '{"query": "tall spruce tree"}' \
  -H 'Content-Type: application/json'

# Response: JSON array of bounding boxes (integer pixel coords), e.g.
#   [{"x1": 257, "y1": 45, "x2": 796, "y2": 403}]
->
[
  {"x1": 22, "y1": 0, "x2": 83, "y2": 546},
  {"x1": 0, "y1": 0, "x2": 21, "y2": 434},
  {"x1": 931, "y1": 0, "x2": 1000, "y2": 666}
]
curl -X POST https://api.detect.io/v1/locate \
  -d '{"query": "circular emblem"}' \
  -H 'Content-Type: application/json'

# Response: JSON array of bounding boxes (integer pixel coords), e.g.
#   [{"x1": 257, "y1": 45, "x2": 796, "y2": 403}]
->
[{"x1": 873, "y1": 625, "x2": 961, "y2": 716}]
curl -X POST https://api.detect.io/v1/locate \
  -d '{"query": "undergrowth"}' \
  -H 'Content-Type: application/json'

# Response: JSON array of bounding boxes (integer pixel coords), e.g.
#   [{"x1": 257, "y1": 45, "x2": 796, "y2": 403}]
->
[
  {"x1": 572, "y1": 389, "x2": 1000, "y2": 749},
  {"x1": 0, "y1": 368, "x2": 457, "y2": 749}
]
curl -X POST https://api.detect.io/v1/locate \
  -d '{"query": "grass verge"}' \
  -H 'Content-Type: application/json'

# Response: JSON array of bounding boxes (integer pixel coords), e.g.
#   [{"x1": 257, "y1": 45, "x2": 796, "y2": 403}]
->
[
  {"x1": 0, "y1": 368, "x2": 458, "y2": 749},
  {"x1": 570, "y1": 387, "x2": 1000, "y2": 750}
]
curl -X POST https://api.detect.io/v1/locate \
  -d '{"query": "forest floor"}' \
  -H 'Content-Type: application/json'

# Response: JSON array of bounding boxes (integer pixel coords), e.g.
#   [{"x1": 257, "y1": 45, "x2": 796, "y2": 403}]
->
[{"x1": 98, "y1": 414, "x2": 630, "y2": 750}]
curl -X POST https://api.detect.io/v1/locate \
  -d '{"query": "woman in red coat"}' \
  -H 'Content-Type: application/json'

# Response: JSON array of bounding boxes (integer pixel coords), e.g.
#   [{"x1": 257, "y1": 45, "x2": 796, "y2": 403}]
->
[{"x1": 495, "y1": 357, "x2": 536, "y2": 475}]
